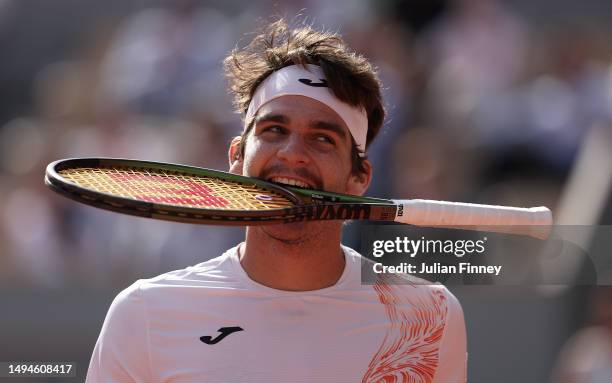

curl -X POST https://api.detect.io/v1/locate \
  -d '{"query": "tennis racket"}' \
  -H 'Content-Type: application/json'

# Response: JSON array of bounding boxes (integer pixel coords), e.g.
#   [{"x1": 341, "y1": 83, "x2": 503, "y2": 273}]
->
[{"x1": 45, "y1": 158, "x2": 553, "y2": 239}]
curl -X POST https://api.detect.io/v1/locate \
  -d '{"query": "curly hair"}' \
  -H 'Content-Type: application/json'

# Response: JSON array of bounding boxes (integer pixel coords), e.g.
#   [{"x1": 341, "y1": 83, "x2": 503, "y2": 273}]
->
[{"x1": 223, "y1": 18, "x2": 385, "y2": 174}]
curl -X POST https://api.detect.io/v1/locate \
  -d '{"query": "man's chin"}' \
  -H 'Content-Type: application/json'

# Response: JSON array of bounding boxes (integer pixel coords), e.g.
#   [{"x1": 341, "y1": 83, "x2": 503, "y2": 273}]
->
[{"x1": 259, "y1": 221, "x2": 318, "y2": 245}]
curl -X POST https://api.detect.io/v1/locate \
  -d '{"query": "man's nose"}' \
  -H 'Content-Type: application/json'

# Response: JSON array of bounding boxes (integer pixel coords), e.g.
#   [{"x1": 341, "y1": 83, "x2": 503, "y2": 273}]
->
[{"x1": 276, "y1": 135, "x2": 310, "y2": 166}]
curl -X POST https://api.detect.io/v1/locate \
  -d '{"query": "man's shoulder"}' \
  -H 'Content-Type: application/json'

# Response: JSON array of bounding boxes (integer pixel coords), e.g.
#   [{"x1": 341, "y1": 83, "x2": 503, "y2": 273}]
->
[{"x1": 115, "y1": 245, "x2": 241, "y2": 303}]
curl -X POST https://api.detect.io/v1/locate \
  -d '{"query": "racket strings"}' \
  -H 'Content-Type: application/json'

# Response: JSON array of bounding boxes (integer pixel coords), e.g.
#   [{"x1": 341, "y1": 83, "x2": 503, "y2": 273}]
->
[{"x1": 59, "y1": 167, "x2": 293, "y2": 210}]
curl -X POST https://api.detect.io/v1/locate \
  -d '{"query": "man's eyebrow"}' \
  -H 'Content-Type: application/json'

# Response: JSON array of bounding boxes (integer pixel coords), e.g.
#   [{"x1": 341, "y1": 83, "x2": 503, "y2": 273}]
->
[
  {"x1": 311, "y1": 120, "x2": 348, "y2": 142},
  {"x1": 254, "y1": 113, "x2": 289, "y2": 125}
]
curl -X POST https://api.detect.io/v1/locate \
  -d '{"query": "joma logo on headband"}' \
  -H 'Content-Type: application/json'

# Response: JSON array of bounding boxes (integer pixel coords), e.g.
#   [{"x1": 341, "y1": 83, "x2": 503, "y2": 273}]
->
[{"x1": 299, "y1": 78, "x2": 328, "y2": 87}]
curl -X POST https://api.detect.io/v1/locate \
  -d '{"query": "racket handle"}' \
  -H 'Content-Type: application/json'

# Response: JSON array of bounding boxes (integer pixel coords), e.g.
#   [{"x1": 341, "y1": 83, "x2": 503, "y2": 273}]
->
[{"x1": 391, "y1": 199, "x2": 553, "y2": 240}]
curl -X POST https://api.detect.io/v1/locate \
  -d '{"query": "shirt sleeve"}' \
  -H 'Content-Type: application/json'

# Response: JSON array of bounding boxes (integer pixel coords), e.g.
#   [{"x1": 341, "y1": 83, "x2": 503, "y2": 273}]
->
[
  {"x1": 433, "y1": 287, "x2": 468, "y2": 383},
  {"x1": 86, "y1": 281, "x2": 153, "y2": 383}
]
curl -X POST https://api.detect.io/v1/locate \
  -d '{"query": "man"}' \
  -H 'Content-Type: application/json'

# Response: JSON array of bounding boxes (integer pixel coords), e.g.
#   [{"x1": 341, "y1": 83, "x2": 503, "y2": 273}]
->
[{"x1": 86, "y1": 19, "x2": 467, "y2": 382}]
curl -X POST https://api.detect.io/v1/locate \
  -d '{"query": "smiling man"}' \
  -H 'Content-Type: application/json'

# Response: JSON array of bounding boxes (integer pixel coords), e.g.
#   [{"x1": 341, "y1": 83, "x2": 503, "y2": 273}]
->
[{"x1": 86, "y1": 19, "x2": 467, "y2": 382}]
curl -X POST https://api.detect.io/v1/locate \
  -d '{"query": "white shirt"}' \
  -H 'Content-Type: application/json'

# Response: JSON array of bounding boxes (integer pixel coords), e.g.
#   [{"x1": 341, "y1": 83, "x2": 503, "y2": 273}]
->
[{"x1": 86, "y1": 245, "x2": 467, "y2": 382}]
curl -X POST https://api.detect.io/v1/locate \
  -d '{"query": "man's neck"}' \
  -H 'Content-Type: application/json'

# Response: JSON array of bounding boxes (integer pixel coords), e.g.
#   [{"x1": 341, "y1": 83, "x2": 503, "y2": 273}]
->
[{"x1": 240, "y1": 224, "x2": 346, "y2": 291}]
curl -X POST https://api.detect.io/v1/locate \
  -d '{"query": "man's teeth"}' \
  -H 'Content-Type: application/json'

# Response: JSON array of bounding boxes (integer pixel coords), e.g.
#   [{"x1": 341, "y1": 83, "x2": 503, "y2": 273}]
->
[{"x1": 270, "y1": 177, "x2": 310, "y2": 188}]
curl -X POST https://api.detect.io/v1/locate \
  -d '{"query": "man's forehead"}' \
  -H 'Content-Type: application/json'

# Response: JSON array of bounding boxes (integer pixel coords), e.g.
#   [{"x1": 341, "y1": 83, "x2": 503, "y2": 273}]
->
[{"x1": 255, "y1": 95, "x2": 349, "y2": 133}]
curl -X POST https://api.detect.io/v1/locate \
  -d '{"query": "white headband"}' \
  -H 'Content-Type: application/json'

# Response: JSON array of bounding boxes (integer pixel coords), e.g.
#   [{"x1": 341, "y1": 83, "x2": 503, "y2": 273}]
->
[{"x1": 245, "y1": 64, "x2": 368, "y2": 153}]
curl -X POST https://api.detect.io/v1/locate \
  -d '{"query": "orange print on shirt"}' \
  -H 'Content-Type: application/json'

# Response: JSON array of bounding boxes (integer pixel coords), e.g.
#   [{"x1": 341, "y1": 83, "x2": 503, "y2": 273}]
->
[{"x1": 362, "y1": 280, "x2": 448, "y2": 383}]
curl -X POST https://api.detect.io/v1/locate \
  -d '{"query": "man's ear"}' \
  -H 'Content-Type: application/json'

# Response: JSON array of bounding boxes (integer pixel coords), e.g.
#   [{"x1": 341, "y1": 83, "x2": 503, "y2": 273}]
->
[
  {"x1": 228, "y1": 136, "x2": 243, "y2": 175},
  {"x1": 345, "y1": 160, "x2": 373, "y2": 196}
]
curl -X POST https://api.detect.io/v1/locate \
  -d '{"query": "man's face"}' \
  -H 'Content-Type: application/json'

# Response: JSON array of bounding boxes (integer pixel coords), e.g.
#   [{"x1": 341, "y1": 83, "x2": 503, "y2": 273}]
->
[
  {"x1": 233, "y1": 95, "x2": 369, "y2": 194},
  {"x1": 229, "y1": 95, "x2": 371, "y2": 242}
]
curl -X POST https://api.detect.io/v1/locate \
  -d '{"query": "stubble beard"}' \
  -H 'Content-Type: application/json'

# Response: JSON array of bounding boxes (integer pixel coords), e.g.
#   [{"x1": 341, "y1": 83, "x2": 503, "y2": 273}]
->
[{"x1": 252, "y1": 220, "x2": 341, "y2": 252}]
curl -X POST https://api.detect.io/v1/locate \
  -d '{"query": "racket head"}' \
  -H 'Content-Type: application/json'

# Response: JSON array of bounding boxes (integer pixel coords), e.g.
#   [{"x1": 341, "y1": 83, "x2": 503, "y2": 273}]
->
[{"x1": 45, "y1": 158, "x2": 305, "y2": 225}]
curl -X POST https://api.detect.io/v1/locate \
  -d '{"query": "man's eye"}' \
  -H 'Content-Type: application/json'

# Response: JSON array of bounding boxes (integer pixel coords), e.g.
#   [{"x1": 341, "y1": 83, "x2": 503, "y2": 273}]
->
[
  {"x1": 315, "y1": 135, "x2": 335, "y2": 145},
  {"x1": 262, "y1": 126, "x2": 284, "y2": 134}
]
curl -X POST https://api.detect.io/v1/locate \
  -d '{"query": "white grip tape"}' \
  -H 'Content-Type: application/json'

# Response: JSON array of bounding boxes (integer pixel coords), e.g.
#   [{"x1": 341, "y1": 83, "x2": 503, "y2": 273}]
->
[{"x1": 392, "y1": 199, "x2": 553, "y2": 239}]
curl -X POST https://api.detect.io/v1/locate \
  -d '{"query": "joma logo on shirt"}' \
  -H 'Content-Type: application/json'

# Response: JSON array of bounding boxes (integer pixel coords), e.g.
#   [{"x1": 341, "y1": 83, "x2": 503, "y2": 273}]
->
[{"x1": 200, "y1": 327, "x2": 244, "y2": 345}]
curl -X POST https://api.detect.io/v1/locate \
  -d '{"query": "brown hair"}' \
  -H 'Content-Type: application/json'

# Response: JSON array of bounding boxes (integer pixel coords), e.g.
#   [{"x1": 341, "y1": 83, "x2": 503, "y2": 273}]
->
[{"x1": 223, "y1": 18, "x2": 385, "y2": 174}]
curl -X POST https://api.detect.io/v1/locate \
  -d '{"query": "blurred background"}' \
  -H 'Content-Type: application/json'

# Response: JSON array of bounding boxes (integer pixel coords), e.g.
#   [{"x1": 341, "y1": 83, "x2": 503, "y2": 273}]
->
[{"x1": 1, "y1": 0, "x2": 612, "y2": 381}]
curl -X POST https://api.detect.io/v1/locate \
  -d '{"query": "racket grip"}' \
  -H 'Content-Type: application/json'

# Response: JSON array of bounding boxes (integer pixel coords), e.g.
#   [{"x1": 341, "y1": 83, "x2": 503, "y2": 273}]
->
[{"x1": 392, "y1": 199, "x2": 553, "y2": 240}]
